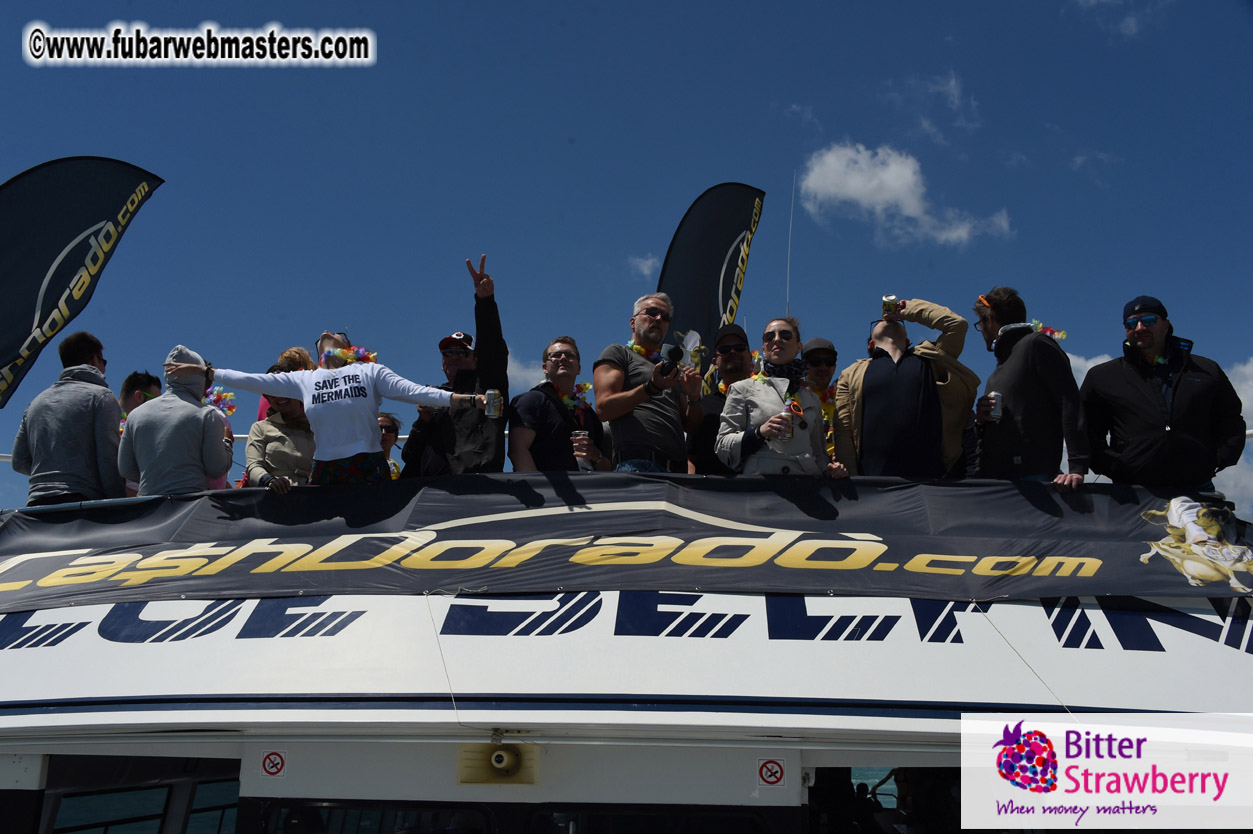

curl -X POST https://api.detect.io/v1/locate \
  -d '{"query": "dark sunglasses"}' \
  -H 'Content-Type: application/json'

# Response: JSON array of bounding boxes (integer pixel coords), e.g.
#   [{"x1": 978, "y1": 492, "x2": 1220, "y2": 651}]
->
[
  {"x1": 380, "y1": 424, "x2": 399, "y2": 435},
  {"x1": 716, "y1": 342, "x2": 749, "y2": 355},
  {"x1": 1124, "y1": 314, "x2": 1159, "y2": 330},
  {"x1": 639, "y1": 306, "x2": 671, "y2": 322},
  {"x1": 762, "y1": 330, "x2": 795, "y2": 343},
  {"x1": 441, "y1": 348, "x2": 472, "y2": 358},
  {"x1": 807, "y1": 356, "x2": 837, "y2": 368},
  {"x1": 546, "y1": 350, "x2": 579, "y2": 362}
]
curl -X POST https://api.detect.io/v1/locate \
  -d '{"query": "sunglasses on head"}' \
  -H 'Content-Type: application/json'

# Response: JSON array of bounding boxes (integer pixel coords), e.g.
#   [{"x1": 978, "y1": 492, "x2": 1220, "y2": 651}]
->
[
  {"x1": 807, "y1": 356, "x2": 837, "y2": 368},
  {"x1": 716, "y1": 342, "x2": 749, "y2": 355},
  {"x1": 1124, "y1": 314, "x2": 1159, "y2": 330},
  {"x1": 441, "y1": 348, "x2": 472, "y2": 358},
  {"x1": 762, "y1": 330, "x2": 794, "y2": 343},
  {"x1": 639, "y1": 306, "x2": 671, "y2": 322}
]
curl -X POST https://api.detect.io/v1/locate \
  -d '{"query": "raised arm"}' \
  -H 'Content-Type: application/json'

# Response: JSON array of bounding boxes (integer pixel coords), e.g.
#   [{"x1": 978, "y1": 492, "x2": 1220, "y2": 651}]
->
[{"x1": 900, "y1": 298, "x2": 968, "y2": 358}]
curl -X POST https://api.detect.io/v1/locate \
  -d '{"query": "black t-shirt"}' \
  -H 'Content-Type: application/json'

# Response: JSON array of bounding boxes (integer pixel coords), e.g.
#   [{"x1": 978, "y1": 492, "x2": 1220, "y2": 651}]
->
[
  {"x1": 687, "y1": 388, "x2": 735, "y2": 475},
  {"x1": 859, "y1": 349, "x2": 943, "y2": 477},
  {"x1": 509, "y1": 382, "x2": 607, "y2": 472}
]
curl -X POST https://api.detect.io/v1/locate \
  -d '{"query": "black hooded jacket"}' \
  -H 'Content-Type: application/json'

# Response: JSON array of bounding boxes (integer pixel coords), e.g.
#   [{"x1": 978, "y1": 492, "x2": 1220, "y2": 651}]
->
[{"x1": 1079, "y1": 335, "x2": 1244, "y2": 487}]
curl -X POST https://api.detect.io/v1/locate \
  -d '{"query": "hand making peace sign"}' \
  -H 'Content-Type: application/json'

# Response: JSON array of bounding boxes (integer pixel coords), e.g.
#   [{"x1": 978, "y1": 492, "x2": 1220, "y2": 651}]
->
[{"x1": 466, "y1": 254, "x2": 494, "y2": 298}]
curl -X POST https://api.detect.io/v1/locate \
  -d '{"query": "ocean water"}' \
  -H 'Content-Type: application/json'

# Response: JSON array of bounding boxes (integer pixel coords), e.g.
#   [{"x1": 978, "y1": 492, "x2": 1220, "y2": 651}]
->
[{"x1": 849, "y1": 766, "x2": 897, "y2": 809}]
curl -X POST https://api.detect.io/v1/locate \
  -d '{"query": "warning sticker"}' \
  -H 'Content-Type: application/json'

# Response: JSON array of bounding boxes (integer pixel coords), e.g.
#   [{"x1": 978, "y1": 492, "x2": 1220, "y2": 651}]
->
[
  {"x1": 261, "y1": 750, "x2": 286, "y2": 778},
  {"x1": 758, "y1": 758, "x2": 784, "y2": 786}
]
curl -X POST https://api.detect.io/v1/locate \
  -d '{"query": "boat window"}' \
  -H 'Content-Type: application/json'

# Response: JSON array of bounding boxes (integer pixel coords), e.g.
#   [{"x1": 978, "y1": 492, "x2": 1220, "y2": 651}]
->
[
  {"x1": 52, "y1": 786, "x2": 170, "y2": 834},
  {"x1": 187, "y1": 780, "x2": 240, "y2": 834},
  {"x1": 267, "y1": 804, "x2": 489, "y2": 834},
  {"x1": 527, "y1": 811, "x2": 767, "y2": 833}
]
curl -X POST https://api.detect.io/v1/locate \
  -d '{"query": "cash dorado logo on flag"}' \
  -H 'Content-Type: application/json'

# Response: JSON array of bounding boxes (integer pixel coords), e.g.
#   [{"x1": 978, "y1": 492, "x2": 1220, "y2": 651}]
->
[{"x1": 0, "y1": 157, "x2": 163, "y2": 407}]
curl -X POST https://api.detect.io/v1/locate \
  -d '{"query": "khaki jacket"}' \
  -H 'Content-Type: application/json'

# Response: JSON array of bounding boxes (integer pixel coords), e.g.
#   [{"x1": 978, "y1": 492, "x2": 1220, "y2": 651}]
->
[{"x1": 833, "y1": 299, "x2": 980, "y2": 476}]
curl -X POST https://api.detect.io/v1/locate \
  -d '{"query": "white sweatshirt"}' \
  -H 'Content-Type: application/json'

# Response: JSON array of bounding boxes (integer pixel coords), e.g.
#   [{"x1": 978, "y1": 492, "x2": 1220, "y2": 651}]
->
[{"x1": 214, "y1": 363, "x2": 452, "y2": 461}]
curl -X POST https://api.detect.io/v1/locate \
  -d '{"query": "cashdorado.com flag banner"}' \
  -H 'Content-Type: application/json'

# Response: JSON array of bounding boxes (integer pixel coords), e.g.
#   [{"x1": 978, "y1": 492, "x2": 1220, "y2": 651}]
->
[
  {"x1": 656, "y1": 182, "x2": 764, "y2": 388},
  {"x1": 0, "y1": 474, "x2": 1249, "y2": 614},
  {"x1": 0, "y1": 157, "x2": 163, "y2": 407}
]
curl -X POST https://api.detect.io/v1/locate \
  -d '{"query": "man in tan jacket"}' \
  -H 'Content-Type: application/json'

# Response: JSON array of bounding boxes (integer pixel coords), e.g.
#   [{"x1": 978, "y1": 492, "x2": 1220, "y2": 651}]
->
[{"x1": 834, "y1": 298, "x2": 979, "y2": 478}]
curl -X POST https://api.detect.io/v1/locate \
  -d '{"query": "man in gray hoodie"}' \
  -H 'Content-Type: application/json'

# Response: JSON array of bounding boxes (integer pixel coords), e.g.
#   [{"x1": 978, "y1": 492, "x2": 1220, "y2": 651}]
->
[
  {"x1": 12, "y1": 331, "x2": 126, "y2": 506},
  {"x1": 118, "y1": 345, "x2": 234, "y2": 495}
]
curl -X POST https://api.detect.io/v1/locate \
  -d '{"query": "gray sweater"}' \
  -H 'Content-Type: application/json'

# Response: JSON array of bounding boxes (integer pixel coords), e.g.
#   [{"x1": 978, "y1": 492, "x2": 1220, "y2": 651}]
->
[
  {"x1": 11, "y1": 365, "x2": 126, "y2": 503},
  {"x1": 118, "y1": 346, "x2": 234, "y2": 495}
]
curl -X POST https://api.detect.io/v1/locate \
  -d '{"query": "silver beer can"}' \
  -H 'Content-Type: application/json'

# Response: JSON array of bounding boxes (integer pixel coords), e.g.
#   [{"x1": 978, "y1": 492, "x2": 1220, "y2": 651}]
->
[
  {"x1": 987, "y1": 391, "x2": 1003, "y2": 422},
  {"x1": 485, "y1": 389, "x2": 503, "y2": 419},
  {"x1": 882, "y1": 294, "x2": 898, "y2": 316},
  {"x1": 778, "y1": 410, "x2": 793, "y2": 440}
]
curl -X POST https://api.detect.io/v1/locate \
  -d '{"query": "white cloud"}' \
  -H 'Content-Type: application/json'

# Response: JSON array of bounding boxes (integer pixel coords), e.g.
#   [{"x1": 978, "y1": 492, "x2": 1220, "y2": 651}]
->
[
  {"x1": 1066, "y1": 351, "x2": 1115, "y2": 386},
  {"x1": 785, "y1": 103, "x2": 823, "y2": 133},
  {"x1": 926, "y1": 70, "x2": 981, "y2": 131},
  {"x1": 627, "y1": 254, "x2": 659, "y2": 281},
  {"x1": 919, "y1": 116, "x2": 947, "y2": 146},
  {"x1": 1004, "y1": 150, "x2": 1031, "y2": 168},
  {"x1": 1072, "y1": 0, "x2": 1172, "y2": 39},
  {"x1": 508, "y1": 355, "x2": 545, "y2": 391},
  {"x1": 799, "y1": 141, "x2": 1011, "y2": 246},
  {"x1": 1214, "y1": 357, "x2": 1253, "y2": 520}
]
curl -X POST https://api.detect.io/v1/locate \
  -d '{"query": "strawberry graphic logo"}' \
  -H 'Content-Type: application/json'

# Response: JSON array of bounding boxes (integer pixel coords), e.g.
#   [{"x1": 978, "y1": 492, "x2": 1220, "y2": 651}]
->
[{"x1": 994, "y1": 721, "x2": 1058, "y2": 793}]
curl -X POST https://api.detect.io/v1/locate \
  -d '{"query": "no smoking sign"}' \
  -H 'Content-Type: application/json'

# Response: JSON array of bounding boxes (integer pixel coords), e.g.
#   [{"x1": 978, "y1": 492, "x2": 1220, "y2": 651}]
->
[
  {"x1": 261, "y1": 750, "x2": 287, "y2": 778},
  {"x1": 757, "y1": 758, "x2": 784, "y2": 786}
]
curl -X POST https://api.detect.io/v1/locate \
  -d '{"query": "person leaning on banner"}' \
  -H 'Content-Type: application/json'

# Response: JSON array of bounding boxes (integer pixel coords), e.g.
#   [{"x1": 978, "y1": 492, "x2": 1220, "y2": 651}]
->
[
  {"x1": 401, "y1": 254, "x2": 510, "y2": 477},
  {"x1": 121, "y1": 345, "x2": 234, "y2": 496},
  {"x1": 687, "y1": 323, "x2": 753, "y2": 475},
  {"x1": 802, "y1": 337, "x2": 839, "y2": 460},
  {"x1": 1080, "y1": 295, "x2": 1245, "y2": 490},
  {"x1": 509, "y1": 337, "x2": 612, "y2": 472},
  {"x1": 244, "y1": 363, "x2": 316, "y2": 494},
  {"x1": 11, "y1": 331, "x2": 126, "y2": 506},
  {"x1": 593, "y1": 292, "x2": 703, "y2": 473},
  {"x1": 170, "y1": 342, "x2": 481, "y2": 486},
  {"x1": 972, "y1": 287, "x2": 1088, "y2": 491},
  {"x1": 833, "y1": 298, "x2": 979, "y2": 478},
  {"x1": 715, "y1": 317, "x2": 849, "y2": 478}
]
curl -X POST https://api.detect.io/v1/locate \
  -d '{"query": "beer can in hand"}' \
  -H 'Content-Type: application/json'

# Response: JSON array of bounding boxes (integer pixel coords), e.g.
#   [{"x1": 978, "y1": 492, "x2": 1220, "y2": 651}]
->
[
  {"x1": 882, "y1": 294, "x2": 898, "y2": 316},
  {"x1": 571, "y1": 430, "x2": 593, "y2": 472},
  {"x1": 987, "y1": 391, "x2": 1003, "y2": 422},
  {"x1": 485, "y1": 389, "x2": 503, "y2": 419},
  {"x1": 778, "y1": 410, "x2": 793, "y2": 440}
]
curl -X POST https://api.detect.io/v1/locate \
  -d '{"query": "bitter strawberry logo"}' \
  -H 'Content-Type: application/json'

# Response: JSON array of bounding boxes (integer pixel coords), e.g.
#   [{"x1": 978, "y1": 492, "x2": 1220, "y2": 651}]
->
[{"x1": 994, "y1": 720, "x2": 1058, "y2": 793}]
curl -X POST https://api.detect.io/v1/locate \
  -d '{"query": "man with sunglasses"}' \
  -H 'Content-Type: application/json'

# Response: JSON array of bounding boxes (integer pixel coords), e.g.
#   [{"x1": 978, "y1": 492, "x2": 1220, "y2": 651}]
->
[
  {"x1": 973, "y1": 286, "x2": 1088, "y2": 490},
  {"x1": 1079, "y1": 295, "x2": 1244, "y2": 489},
  {"x1": 509, "y1": 337, "x2": 611, "y2": 472},
  {"x1": 401, "y1": 254, "x2": 510, "y2": 476},
  {"x1": 687, "y1": 323, "x2": 753, "y2": 475},
  {"x1": 594, "y1": 293, "x2": 703, "y2": 473},
  {"x1": 834, "y1": 298, "x2": 979, "y2": 478},
  {"x1": 802, "y1": 338, "x2": 840, "y2": 459}
]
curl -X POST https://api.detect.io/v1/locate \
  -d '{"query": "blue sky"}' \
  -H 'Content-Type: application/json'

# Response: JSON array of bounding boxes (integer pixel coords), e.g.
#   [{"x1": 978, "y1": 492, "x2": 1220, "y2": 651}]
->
[{"x1": 2, "y1": 1, "x2": 1250, "y2": 512}]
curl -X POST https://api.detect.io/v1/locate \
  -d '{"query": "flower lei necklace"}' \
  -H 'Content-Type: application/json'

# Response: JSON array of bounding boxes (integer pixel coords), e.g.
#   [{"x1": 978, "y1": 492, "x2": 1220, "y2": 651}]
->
[
  {"x1": 1031, "y1": 319, "x2": 1068, "y2": 341},
  {"x1": 321, "y1": 346, "x2": 377, "y2": 366},
  {"x1": 627, "y1": 340, "x2": 661, "y2": 363},
  {"x1": 808, "y1": 383, "x2": 836, "y2": 406},
  {"x1": 202, "y1": 386, "x2": 238, "y2": 417},
  {"x1": 559, "y1": 381, "x2": 593, "y2": 412}
]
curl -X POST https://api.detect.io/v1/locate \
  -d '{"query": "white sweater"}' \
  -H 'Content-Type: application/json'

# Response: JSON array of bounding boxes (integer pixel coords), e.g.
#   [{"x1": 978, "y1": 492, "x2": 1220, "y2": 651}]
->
[{"x1": 215, "y1": 364, "x2": 452, "y2": 461}]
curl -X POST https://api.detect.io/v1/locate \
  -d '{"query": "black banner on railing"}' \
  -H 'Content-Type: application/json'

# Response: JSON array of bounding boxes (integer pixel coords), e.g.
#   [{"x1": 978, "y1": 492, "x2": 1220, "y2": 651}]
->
[{"x1": 0, "y1": 474, "x2": 1248, "y2": 613}]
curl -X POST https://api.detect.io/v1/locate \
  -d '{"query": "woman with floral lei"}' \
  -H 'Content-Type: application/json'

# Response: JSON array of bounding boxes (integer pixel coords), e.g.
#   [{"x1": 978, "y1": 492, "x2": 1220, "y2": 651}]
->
[
  {"x1": 166, "y1": 339, "x2": 484, "y2": 486},
  {"x1": 509, "y1": 336, "x2": 611, "y2": 472},
  {"x1": 715, "y1": 317, "x2": 849, "y2": 478}
]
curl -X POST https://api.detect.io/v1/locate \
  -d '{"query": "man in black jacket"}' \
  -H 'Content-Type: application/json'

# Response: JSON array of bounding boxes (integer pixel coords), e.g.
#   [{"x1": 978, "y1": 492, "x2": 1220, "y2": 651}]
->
[
  {"x1": 401, "y1": 255, "x2": 509, "y2": 476},
  {"x1": 1080, "y1": 295, "x2": 1244, "y2": 489},
  {"x1": 973, "y1": 287, "x2": 1088, "y2": 490}
]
